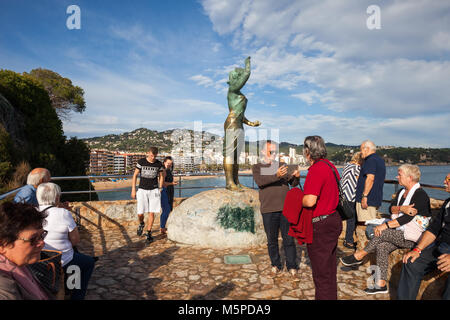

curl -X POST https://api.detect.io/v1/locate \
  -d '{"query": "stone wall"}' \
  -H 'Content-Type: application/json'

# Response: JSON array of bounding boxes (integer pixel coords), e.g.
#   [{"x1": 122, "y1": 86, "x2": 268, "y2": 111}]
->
[{"x1": 70, "y1": 197, "x2": 187, "y2": 232}]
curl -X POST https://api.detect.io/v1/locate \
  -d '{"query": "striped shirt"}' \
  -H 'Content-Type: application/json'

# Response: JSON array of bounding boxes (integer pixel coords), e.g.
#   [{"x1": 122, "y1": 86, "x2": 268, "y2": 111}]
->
[{"x1": 340, "y1": 163, "x2": 361, "y2": 202}]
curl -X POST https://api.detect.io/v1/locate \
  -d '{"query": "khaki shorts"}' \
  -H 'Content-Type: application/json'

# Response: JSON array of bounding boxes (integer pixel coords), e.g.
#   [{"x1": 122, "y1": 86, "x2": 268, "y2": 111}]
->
[{"x1": 356, "y1": 202, "x2": 378, "y2": 222}]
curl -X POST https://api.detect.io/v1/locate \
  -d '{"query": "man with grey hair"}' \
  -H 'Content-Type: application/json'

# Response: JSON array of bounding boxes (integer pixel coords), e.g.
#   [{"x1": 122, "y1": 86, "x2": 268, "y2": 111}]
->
[
  {"x1": 354, "y1": 140, "x2": 386, "y2": 250},
  {"x1": 252, "y1": 140, "x2": 300, "y2": 276},
  {"x1": 13, "y1": 168, "x2": 51, "y2": 206}
]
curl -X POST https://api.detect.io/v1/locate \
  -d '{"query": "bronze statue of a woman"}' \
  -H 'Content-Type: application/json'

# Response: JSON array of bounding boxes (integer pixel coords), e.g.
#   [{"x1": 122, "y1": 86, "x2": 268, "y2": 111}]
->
[{"x1": 223, "y1": 56, "x2": 260, "y2": 191}]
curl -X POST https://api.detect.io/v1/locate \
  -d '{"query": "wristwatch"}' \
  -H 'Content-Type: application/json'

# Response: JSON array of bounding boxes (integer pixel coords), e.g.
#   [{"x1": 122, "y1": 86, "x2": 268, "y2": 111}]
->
[{"x1": 362, "y1": 194, "x2": 368, "y2": 198}]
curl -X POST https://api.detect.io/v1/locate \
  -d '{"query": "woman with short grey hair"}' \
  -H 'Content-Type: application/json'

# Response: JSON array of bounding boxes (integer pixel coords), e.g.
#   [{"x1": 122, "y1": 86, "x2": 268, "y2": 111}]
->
[
  {"x1": 302, "y1": 135, "x2": 342, "y2": 299},
  {"x1": 36, "y1": 182, "x2": 61, "y2": 206},
  {"x1": 36, "y1": 182, "x2": 95, "y2": 300},
  {"x1": 303, "y1": 135, "x2": 327, "y2": 161}
]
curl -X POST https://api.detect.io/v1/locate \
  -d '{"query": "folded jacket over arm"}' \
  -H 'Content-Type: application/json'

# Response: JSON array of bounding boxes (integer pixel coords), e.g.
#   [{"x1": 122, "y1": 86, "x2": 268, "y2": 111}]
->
[{"x1": 282, "y1": 187, "x2": 313, "y2": 245}]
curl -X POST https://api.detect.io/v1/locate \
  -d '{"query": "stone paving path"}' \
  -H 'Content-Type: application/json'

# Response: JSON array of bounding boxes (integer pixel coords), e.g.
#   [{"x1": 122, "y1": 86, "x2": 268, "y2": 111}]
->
[{"x1": 78, "y1": 223, "x2": 393, "y2": 300}]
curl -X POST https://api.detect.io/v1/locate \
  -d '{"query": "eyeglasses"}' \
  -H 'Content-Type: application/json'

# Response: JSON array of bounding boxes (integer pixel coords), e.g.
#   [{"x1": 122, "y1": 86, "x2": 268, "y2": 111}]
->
[
  {"x1": 17, "y1": 230, "x2": 48, "y2": 246},
  {"x1": 446, "y1": 177, "x2": 450, "y2": 182}
]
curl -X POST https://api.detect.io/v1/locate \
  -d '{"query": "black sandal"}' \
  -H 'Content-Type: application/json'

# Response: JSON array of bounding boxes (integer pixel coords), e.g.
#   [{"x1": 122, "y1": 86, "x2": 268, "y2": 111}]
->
[{"x1": 343, "y1": 240, "x2": 356, "y2": 249}]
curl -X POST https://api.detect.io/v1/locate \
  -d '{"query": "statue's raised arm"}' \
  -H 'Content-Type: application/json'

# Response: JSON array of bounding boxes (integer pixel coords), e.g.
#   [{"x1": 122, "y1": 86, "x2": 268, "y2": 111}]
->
[{"x1": 227, "y1": 56, "x2": 251, "y2": 93}]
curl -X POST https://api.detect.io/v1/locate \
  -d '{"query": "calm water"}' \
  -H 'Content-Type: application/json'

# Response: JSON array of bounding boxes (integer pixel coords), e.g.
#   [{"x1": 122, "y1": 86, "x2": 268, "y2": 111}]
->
[{"x1": 98, "y1": 165, "x2": 450, "y2": 213}]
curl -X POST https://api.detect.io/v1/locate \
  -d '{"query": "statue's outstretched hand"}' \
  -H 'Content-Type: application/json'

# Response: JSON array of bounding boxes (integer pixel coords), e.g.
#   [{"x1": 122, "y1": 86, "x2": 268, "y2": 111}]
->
[{"x1": 252, "y1": 120, "x2": 261, "y2": 127}]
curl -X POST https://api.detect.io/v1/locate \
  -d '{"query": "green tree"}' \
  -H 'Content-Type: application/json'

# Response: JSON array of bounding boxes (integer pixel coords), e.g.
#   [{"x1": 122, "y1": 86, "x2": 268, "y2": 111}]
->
[
  {"x1": 25, "y1": 68, "x2": 86, "y2": 119},
  {"x1": 57, "y1": 137, "x2": 98, "y2": 202},
  {"x1": 0, "y1": 70, "x2": 65, "y2": 172},
  {"x1": 0, "y1": 126, "x2": 14, "y2": 192},
  {"x1": 0, "y1": 69, "x2": 96, "y2": 201}
]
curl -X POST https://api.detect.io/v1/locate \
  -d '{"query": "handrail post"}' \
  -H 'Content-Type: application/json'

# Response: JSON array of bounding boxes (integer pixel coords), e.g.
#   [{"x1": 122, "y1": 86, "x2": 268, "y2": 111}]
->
[
  {"x1": 178, "y1": 175, "x2": 181, "y2": 198},
  {"x1": 89, "y1": 177, "x2": 92, "y2": 201}
]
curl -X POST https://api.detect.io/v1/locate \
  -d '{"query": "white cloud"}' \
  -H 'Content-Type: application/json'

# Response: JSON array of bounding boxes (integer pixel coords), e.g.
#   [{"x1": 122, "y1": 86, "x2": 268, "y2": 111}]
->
[
  {"x1": 201, "y1": 0, "x2": 252, "y2": 35},
  {"x1": 62, "y1": 61, "x2": 228, "y2": 138},
  {"x1": 292, "y1": 90, "x2": 321, "y2": 105},
  {"x1": 200, "y1": 0, "x2": 450, "y2": 120},
  {"x1": 189, "y1": 74, "x2": 214, "y2": 87},
  {"x1": 431, "y1": 32, "x2": 450, "y2": 52},
  {"x1": 110, "y1": 24, "x2": 160, "y2": 56},
  {"x1": 244, "y1": 111, "x2": 450, "y2": 148}
]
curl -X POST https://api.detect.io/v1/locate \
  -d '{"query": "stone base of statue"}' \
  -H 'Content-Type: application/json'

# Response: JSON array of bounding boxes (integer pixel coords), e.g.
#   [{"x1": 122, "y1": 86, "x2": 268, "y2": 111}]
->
[{"x1": 166, "y1": 188, "x2": 266, "y2": 248}]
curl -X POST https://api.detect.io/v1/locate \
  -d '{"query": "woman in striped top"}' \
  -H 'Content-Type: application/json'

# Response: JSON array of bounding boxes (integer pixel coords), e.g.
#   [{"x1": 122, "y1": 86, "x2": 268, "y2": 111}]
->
[{"x1": 340, "y1": 152, "x2": 363, "y2": 249}]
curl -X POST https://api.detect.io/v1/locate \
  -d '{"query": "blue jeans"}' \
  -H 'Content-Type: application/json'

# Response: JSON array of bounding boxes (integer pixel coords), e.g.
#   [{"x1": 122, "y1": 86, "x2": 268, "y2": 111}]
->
[
  {"x1": 64, "y1": 251, "x2": 95, "y2": 300},
  {"x1": 160, "y1": 187, "x2": 171, "y2": 229},
  {"x1": 397, "y1": 243, "x2": 450, "y2": 300},
  {"x1": 344, "y1": 201, "x2": 357, "y2": 244},
  {"x1": 262, "y1": 211, "x2": 297, "y2": 270}
]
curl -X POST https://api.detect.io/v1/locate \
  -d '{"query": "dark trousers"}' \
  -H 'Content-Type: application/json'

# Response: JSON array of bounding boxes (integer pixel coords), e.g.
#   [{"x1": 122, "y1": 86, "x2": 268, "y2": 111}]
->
[
  {"x1": 397, "y1": 244, "x2": 450, "y2": 300},
  {"x1": 64, "y1": 251, "x2": 95, "y2": 300},
  {"x1": 262, "y1": 211, "x2": 297, "y2": 270},
  {"x1": 160, "y1": 187, "x2": 171, "y2": 229},
  {"x1": 344, "y1": 201, "x2": 357, "y2": 244},
  {"x1": 307, "y1": 212, "x2": 342, "y2": 300}
]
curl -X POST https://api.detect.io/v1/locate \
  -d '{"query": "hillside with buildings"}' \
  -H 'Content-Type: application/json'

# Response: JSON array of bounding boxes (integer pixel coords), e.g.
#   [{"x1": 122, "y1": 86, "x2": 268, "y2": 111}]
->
[
  {"x1": 83, "y1": 128, "x2": 221, "y2": 153},
  {"x1": 83, "y1": 128, "x2": 450, "y2": 175},
  {"x1": 84, "y1": 128, "x2": 314, "y2": 175}
]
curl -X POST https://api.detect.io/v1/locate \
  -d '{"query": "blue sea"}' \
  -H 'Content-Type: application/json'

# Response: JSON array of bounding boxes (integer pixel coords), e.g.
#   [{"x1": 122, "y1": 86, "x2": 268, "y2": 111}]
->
[{"x1": 97, "y1": 165, "x2": 449, "y2": 214}]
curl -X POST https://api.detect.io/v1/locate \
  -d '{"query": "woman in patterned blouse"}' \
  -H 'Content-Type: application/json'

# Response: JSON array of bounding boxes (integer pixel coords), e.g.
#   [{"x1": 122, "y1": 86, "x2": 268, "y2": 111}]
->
[{"x1": 340, "y1": 152, "x2": 363, "y2": 249}]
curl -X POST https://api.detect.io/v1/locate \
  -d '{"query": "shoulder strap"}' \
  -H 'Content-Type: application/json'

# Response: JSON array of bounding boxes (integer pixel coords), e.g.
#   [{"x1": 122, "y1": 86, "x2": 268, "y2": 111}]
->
[
  {"x1": 318, "y1": 160, "x2": 340, "y2": 188},
  {"x1": 41, "y1": 206, "x2": 55, "y2": 213}
]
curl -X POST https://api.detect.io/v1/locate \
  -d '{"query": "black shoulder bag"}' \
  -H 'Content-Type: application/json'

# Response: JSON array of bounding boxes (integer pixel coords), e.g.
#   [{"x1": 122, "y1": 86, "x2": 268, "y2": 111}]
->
[
  {"x1": 319, "y1": 160, "x2": 354, "y2": 221},
  {"x1": 27, "y1": 205, "x2": 64, "y2": 296}
]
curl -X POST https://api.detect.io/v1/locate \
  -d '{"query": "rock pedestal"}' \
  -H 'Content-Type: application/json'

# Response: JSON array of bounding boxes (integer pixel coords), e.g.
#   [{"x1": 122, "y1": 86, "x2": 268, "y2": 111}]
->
[{"x1": 166, "y1": 188, "x2": 266, "y2": 248}]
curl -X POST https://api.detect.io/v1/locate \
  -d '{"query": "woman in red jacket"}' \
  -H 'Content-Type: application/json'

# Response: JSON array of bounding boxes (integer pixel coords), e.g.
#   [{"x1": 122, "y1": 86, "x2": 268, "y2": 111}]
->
[{"x1": 302, "y1": 135, "x2": 342, "y2": 300}]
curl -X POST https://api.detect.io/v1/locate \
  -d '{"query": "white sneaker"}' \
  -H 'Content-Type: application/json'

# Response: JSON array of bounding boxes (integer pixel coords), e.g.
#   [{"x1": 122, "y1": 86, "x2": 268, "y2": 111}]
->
[{"x1": 271, "y1": 266, "x2": 280, "y2": 275}]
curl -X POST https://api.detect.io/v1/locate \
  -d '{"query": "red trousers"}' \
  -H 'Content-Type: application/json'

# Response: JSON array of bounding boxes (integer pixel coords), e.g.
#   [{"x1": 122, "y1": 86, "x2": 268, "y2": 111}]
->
[{"x1": 306, "y1": 212, "x2": 342, "y2": 300}]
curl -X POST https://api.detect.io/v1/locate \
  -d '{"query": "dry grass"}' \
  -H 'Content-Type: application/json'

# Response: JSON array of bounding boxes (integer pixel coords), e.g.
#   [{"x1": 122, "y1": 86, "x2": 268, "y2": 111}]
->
[{"x1": 7, "y1": 161, "x2": 30, "y2": 190}]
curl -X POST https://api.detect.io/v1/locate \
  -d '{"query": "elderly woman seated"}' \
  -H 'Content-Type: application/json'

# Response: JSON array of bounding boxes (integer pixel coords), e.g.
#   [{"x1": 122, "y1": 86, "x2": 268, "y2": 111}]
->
[
  {"x1": 0, "y1": 202, "x2": 52, "y2": 299},
  {"x1": 36, "y1": 182, "x2": 95, "y2": 300},
  {"x1": 340, "y1": 164, "x2": 432, "y2": 294}
]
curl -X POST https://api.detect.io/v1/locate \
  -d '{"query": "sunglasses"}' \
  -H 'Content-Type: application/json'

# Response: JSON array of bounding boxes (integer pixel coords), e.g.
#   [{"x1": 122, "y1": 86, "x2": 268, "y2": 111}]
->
[
  {"x1": 445, "y1": 177, "x2": 450, "y2": 183},
  {"x1": 17, "y1": 230, "x2": 48, "y2": 246}
]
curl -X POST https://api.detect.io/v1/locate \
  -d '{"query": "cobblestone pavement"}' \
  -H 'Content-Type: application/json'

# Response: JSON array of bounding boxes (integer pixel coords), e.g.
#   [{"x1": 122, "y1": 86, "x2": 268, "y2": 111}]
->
[{"x1": 78, "y1": 222, "x2": 393, "y2": 300}]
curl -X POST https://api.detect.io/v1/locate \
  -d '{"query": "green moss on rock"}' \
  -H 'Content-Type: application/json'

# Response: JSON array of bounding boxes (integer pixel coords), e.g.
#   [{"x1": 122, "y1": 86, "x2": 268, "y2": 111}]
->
[{"x1": 217, "y1": 205, "x2": 255, "y2": 234}]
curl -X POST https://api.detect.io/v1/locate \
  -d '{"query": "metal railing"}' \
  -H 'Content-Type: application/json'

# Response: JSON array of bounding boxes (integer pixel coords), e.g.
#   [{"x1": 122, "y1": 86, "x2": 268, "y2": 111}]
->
[
  {"x1": 0, "y1": 173, "x2": 254, "y2": 201},
  {"x1": 1, "y1": 174, "x2": 446, "y2": 202}
]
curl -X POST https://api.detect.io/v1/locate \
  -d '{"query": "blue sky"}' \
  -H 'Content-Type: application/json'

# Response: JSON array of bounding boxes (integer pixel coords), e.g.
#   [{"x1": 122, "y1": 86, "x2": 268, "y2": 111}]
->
[{"x1": 1, "y1": 0, "x2": 449, "y2": 147}]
